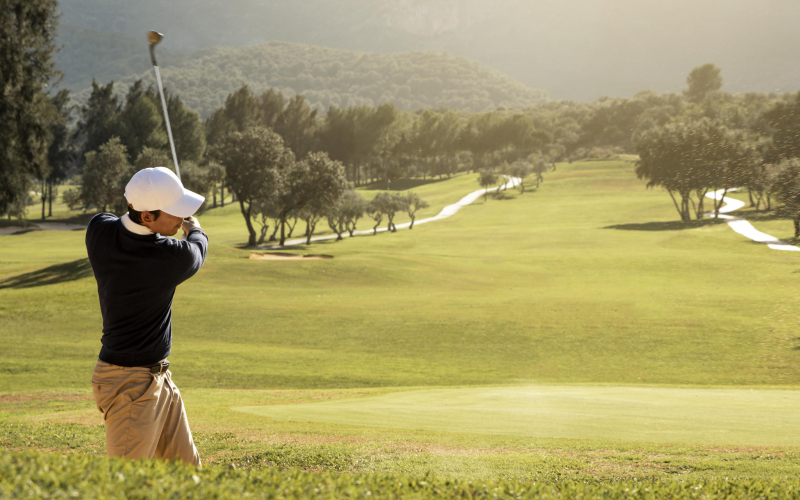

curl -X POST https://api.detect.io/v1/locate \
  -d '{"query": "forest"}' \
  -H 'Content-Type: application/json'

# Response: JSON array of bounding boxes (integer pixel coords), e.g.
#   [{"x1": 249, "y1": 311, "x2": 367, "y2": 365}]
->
[{"x1": 63, "y1": 36, "x2": 548, "y2": 117}]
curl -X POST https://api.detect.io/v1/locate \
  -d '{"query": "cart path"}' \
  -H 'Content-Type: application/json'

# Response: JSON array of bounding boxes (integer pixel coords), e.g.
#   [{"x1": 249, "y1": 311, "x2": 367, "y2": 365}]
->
[
  {"x1": 266, "y1": 176, "x2": 521, "y2": 248},
  {"x1": 705, "y1": 189, "x2": 800, "y2": 251}
]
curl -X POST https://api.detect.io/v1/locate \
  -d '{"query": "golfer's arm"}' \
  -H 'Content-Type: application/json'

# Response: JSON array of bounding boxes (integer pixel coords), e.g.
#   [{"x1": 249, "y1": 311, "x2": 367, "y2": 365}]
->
[{"x1": 175, "y1": 230, "x2": 208, "y2": 283}]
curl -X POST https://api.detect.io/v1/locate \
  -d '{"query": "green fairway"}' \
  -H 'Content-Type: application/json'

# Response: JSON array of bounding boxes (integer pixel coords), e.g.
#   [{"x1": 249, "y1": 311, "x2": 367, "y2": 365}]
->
[
  {"x1": 236, "y1": 385, "x2": 800, "y2": 447},
  {"x1": 5, "y1": 158, "x2": 800, "y2": 481},
  {"x1": 3, "y1": 159, "x2": 800, "y2": 393}
]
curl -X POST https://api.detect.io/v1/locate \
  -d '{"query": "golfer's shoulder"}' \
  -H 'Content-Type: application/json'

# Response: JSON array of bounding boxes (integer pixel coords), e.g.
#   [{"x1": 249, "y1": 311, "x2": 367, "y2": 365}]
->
[
  {"x1": 86, "y1": 213, "x2": 119, "y2": 238},
  {"x1": 88, "y1": 213, "x2": 118, "y2": 229}
]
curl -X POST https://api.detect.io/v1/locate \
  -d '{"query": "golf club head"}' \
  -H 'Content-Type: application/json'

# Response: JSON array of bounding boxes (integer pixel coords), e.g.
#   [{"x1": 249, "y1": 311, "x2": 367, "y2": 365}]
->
[{"x1": 147, "y1": 31, "x2": 164, "y2": 46}]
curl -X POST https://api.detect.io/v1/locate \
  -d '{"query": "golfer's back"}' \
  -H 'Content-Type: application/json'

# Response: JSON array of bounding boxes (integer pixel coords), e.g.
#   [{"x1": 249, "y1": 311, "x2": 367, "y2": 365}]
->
[{"x1": 86, "y1": 212, "x2": 208, "y2": 367}]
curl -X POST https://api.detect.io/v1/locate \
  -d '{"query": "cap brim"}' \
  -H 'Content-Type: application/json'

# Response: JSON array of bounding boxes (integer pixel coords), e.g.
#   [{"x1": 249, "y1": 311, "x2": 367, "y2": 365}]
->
[{"x1": 161, "y1": 189, "x2": 205, "y2": 218}]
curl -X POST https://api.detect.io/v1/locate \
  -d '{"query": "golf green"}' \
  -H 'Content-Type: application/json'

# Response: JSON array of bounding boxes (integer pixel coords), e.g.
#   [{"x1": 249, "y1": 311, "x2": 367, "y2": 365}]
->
[{"x1": 235, "y1": 385, "x2": 800, "y2": 447}]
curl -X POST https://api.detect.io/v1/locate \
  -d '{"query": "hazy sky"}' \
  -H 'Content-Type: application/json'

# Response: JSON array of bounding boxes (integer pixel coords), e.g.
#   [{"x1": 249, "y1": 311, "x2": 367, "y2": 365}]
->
[{"x1": 60, "y1": 0, "x2": 800, "y2": 100}]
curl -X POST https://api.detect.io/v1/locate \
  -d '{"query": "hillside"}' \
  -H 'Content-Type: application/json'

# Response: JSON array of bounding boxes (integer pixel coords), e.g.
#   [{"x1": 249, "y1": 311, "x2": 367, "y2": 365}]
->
[
  {"x1": 65, "y1": 38, "x2": 548, "y2": 117},
  {"x1": 58, "y1": 0, "x2": 800, "y2": 101},
  {"x1": 55, "y1": 23, "x2": 184, "y2": 94}
]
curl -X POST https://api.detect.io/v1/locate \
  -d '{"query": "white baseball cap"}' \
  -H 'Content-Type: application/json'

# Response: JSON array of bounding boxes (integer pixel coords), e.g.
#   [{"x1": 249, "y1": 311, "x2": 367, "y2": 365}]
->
[{"x1": 124, "y1": 167, "x2": 204, "y2": 218}]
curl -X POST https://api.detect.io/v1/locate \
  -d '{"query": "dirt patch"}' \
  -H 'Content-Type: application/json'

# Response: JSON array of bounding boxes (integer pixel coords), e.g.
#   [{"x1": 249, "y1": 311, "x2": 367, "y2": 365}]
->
[
  {"x1": 249, "y1": 253, "x2": 333, "y2": 260},
  {"x1": 0, "y1": 392, "x2": 91, "y2": 404}
]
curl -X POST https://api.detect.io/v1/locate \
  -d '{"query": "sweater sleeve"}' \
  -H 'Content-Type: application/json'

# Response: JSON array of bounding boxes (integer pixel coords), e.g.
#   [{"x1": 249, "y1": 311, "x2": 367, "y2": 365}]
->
[{"x1": 174, "y1": 229, "x2": 209, "y2": 285}]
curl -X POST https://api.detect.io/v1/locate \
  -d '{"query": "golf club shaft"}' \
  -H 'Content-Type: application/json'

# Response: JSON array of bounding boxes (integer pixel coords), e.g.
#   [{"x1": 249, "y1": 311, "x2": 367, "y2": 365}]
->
[{"x1": 152, "y1": 65, "x2": 181, "y2": 180}]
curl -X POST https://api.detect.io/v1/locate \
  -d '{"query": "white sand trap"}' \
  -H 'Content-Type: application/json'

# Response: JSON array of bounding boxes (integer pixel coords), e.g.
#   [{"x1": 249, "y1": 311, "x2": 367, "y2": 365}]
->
[
  {"x1": 705, "y1": 190, "x2": 800, "y2": 252},
  {"x1": 271, "y1": 176, "x2": 521, "y2": 248},
  {"x1": 249, "y1": 252, "x2": 332, "y2": 260},
  {"x1": 0, "y1": 222, "x2": 86, "y2": 236}
]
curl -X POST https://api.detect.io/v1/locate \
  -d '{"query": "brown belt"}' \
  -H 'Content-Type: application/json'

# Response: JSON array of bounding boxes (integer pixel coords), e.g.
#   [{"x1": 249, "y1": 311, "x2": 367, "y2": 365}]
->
[{"x1": 147, "y1": 360, "x2": 170, "y2": 374}]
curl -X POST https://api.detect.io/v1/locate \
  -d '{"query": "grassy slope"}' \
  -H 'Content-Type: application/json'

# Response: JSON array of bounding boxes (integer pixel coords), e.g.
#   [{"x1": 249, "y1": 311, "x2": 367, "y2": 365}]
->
[
  {"x1": 4, "y1": 159, "x2": 800, "y2": 481},
  {"x1": 4, "y1": 159, "x2": 800, "y2": 392}
]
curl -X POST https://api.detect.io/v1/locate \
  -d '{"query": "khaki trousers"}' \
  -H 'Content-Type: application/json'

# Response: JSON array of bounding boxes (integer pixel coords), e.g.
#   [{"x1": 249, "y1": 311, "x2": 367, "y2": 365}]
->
[{"x1": 91, "y1": 360, "x2": 201, "y2": 466}]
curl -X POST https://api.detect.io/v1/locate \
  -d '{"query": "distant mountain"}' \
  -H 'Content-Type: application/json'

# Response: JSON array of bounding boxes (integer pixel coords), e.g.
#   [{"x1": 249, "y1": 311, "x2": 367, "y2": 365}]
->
[
  {"x1": 57, "y1": 0, "x2": 800, "y2": 101},
  {"x1": 55, "y1": 23, "x2": 185, "y2": 94},
  {"x1": 60, "y1": 34, "x2": 548, "y2": 117}
]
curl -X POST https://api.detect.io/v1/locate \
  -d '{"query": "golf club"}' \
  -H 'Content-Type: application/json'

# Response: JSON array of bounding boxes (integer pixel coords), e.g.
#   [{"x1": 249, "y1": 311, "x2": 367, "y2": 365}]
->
[{"x1": 147, "y1": 31, "x2": 181, "y2": 181}]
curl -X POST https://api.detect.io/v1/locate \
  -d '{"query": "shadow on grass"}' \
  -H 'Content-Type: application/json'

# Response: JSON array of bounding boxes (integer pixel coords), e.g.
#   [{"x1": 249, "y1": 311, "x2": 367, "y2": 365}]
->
[
  {"x1": 735, "y1": 210, "x2": 791, "y2": 222},
  {"x1": 605, "y1": 219, "x2": 726, "y2": 231},
  {"x1": 360, "y1": 177, "x2": 453, "y2": 191},
  {"x1": 0, "y1": 258, "x2": 92, "y2": 289}
]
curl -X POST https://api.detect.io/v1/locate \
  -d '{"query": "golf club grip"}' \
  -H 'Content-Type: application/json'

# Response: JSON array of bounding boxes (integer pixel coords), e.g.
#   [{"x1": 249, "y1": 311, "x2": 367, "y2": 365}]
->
[{"x1": 152, "y1": 65, "x2": 181, "y2": 180}]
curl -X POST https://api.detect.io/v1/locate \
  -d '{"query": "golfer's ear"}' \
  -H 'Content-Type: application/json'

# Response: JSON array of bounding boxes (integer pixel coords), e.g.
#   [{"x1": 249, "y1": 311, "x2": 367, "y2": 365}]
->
[{"x1": 141, "y1": 211, "x2": 154, "y2": 224}]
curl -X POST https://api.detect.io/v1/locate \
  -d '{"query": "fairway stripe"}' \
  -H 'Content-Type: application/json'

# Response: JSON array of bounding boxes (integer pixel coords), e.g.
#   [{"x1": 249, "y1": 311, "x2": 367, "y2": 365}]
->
[{"x1": 705, "y1": 190, "x2": 800, "y2": 252}]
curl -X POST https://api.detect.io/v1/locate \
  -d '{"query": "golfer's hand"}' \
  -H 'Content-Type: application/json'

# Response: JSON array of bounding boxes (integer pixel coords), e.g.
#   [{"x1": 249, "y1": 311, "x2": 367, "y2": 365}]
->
[{"x1": 182, "y1": 216, "x2": 201, "y2": 236}]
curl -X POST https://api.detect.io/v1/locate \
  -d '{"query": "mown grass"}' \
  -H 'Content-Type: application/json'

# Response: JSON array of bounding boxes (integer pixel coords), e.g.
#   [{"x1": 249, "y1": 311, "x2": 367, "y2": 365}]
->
[
  {"x1": 3, "y1": 159, "x2": 800, "y2": 392},
  {"x1": 3, "y1": 159, "x2": 800, "y2": 493}
]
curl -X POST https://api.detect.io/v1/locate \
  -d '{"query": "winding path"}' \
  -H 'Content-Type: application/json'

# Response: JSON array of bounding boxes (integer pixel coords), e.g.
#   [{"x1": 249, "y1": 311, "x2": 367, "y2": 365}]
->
[
  {"x1": 271, "y1": 176, "x2": 521, "y2": 248},
  {"x1": 705, "y1": 189, "x2": 800, "y2": 252}
]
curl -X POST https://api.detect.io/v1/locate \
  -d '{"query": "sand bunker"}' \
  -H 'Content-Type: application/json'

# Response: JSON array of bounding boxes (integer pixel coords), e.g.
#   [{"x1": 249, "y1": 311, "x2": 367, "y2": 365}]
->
[
  {"x1": 249, "y1": 252, "x2": 333, "y2": 260},
  {"x1": 0, "y1": 222, "x2": 86, "y2": 236}
]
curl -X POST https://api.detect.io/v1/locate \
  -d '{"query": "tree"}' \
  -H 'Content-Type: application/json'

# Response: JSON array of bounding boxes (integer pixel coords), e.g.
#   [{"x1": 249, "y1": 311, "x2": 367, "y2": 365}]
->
[
  {"x1": 370, "y1": 192, "x2": 405, "y2": 232},
  {"x1": 45, "y1": 90, "x2": 76, "y2": 218},
  {"x1": 763, "y1": 92, "x2": 800, "y2": 164},
  {"x1": 366, "y1": 198, "x2": 384, "y2": 235},
  {"x1": 274, "y1": 152, "x2": 348, "y2": 246},
  {"x1": 275, "y1": 95, "x2": 317, "y2": 159},
  {"x1": 636, "y1": 119, "x2": 739, "y2": 221},
  {"x1": 327, "y1": 190, "x2": 366, "y2": 241},
  {"x1": 0, "y1": 0, "x2": 60, "y2": 217},
  {"x1": 209, "y1": 127, "x2": 292, "y2": 246},
  {"x1": 684, "y1": 64, "x2": 723, "y2": 103},
  {"x1": 146, "y1": 86, "x2": 207, "y2": 163},
  {"x1": 80, "y1": 137, "x2": 131, "y2": 213},
  {"x1": 478, "y1": 169, "x2": 498, "y2": 201},
  {"x1": 772, "y1": 160, "x2": 800, "y2": 238},
  {"x1": 113, "y1": 80, "x2": 166, "y2": 162},
  {"x1": 77, "y1": 80, "x2": 121, "y2": 158},
  {"x1": 405, "y1": 192, "x2": 429, "y2": 229},
  {"x1": 509, "y1": 160, "x2": 533, "y2": 194}
]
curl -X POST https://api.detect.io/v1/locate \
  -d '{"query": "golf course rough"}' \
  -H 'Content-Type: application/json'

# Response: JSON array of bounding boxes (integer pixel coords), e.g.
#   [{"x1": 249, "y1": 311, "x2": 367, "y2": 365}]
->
[{"x1": 4, "y1": 448, "x2": 800, "y2": 500}]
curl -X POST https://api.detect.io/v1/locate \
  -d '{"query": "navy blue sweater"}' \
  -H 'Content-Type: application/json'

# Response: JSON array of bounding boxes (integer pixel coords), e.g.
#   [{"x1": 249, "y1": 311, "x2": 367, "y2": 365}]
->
[{"x1": 86, "y1": 213, "x2": 208, "y2": 367}]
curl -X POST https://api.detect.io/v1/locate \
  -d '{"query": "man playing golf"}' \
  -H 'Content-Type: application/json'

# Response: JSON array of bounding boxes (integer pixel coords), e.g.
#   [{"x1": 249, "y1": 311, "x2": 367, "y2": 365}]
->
[{"x1": 86, "y1": 166, "x2": 207, "y2": 466}]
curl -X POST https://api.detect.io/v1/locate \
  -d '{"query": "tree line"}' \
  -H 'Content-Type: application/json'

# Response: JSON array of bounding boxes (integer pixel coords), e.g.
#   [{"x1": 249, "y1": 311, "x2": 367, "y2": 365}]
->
[
  {"x1": 634, "y1": 64, "x2": 800, "y2": 237},
  {"x1": 6, "y1": 2, "x2": 800, "y2": 241}
]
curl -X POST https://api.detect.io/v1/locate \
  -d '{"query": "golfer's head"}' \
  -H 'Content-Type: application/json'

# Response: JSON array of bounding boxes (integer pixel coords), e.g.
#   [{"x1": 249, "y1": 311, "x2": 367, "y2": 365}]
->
[{"x1": 125, "y1": 167, "x2": 204, "y2": 236}]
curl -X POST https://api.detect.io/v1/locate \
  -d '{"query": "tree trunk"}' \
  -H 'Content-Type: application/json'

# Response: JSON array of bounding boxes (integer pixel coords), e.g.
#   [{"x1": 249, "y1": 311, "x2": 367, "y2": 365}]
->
[
  {"x1": 748, "y1": 190, "x2": 755, "y2": 207},
  {"x1": 694, "y1": 189, "x2": 707, "y2": 219},
  {"x1": 287, "y1": 217, "x2": 298, "y2": 238},
  {"x1": 239, "y1": 200, "x2": 257, "y2": 246},
  {"x1": 279, "y1": 216, "x2": 286, "y2": 246},
  {"x1": 795, "y1": 215, "x2": 800, "y2": 239},
  {"x1": 220, "y1": 184, "x2": 225, "y2": 207},
  {"x1": 41, "y1": 179, "x2": 46, "y2": 220},
  {"x1": 213, "y1": 186, "x2": 217, "y2": 208},
  {"x1": 409, "y1": 216, "x2": 415, "y2": 229},
  {"x1": 714, "y1": 188, "x2": 728, "y2": 218},
  {"x1": 48, "y1": 181, "x2": 53, "y2": 217},
  {"x1": 306, "y1": 220, "x2": 316, "y2": 245},
  {"x1": 269, "y1": 224, "x2": 279, "y2": 242}
]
